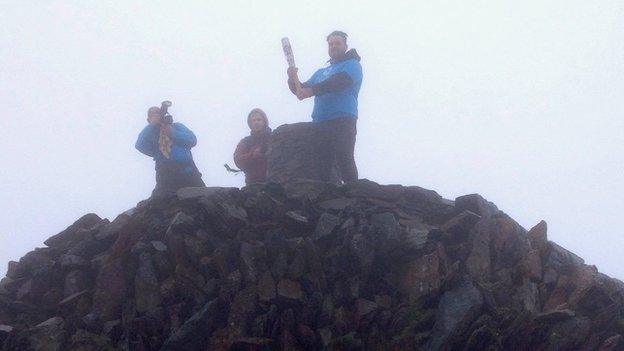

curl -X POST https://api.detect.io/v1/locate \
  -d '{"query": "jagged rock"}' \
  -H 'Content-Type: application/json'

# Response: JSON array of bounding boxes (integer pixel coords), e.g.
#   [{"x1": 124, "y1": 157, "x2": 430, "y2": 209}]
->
[
  {"x1": 91, "y1": 258, "x2": 126, "y2": 321},
  {"x1": 428, "y1": 280, "x2": 483, "y2": 350},
  {"x1": 63, "y1": 269, "x2": 88, "y2": 297},
  {"x1": 313, "y1": 213, "x2": 340, "y2": 241},
  {"x1": 257, "y1": 271, "x2": 276, "y2": 302},
  {"x1": 400, "y1": 251, "x2": 441, "y2": 302},
  {"x1": 67, "y1": 329, "x2": 113, "y2": 350},
  {"x1": 491, "y1": 217, "x2": 531, "y2": 269},
  {"x1": 277, "y1": 279, "x2": 303, "y2": 301},
  {"x1": 228, "y1": 286, "x2": 257, "y2": 330},
  {"x1": 240, "y1": 241, "x2": 265, "y2": 283},
  {"x1": 0, "y1": 325, "x2": 13, "y2": 345},
  {"x1": 94, "y1": 213, "x2": 130, "y2": 242},
  {"x1": 134, "y1": 252, "x2": 161, "y2": 313},
  {"x1": 160, "y1": 298, "x2": 227, "y2": 351},
  {"x1": 317, "y1": 197, "x2": 356, "y2": 211},
  {"x1": 59, "y1": 254, "x2": 87, "y2": 269},
  {"x1": 267, "y1": 122, "x2": 340, "y2": 184},
  {"x1": 177, "y1": 186, "x2": 235, "y2": 200},
  {"x1": 285, "y1": 210, "x2": 309, "y2": 224},
  {"x1": 401, "y1": 225, "x2": 430, "y2": 251},
  {"x1": 440, "y1": 210, "x2": 481, "y2": 239},
  {"x1": 2, "y1": 179, "x2": 623, "y2": 350},
  {"x1": 600, "y1": 335, "x2": 624, "y2": 351},
  {"x1": 150, "y1": 240, "x2": 167, "y2": 252},
  {"x1": 454, "y1": 193, "x2": 500, "y2": 218},
  {"x1": 44, "y1": 213, "x2": 102, "y2": 248},
  {"x1": 466, "y1": 219, "x2": 492, "y2": 281},
  {"x1": 29, "y1": 317, "x2": 66, "y2": 351},
  {"x1": 6, "y1": 261, "x2": 27, "y2": 280},
  {"x1": 535, "y1": 308, "x2": 576, "y2": 323},
  {"x1": 18, "y1": 248, "x2": 54, "y2": 275},
  {"x1": 528, "y1": 220, "x2": 548, "y2": 254},
  {"x1": 546, "y1": 241, "x2": 585, "y2": 272},
  {"x1": 355, "y1": 298, "x2": 377, "y2": 318},
  {"x1": 523, "y1": 249, "x2": 543, "y2": 281}
]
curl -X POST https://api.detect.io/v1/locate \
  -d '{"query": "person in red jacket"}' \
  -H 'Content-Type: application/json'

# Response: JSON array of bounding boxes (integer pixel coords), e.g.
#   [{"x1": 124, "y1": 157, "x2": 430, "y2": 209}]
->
[{"x1": 234, "y1": 108, "x2": 272, "y2": 184}]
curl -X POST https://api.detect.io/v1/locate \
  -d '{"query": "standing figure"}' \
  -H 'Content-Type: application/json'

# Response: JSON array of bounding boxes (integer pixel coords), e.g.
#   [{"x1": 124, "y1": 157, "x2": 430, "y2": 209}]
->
[
  {"x1": 234, "y1": 108, "x2": 272, "y2": 185},
  {"x1": 135, "y1": 104, "x2": 205, "y2": 197},
  {"x1": 287, "y1": 30, "x2": 363, "y2": 183}
]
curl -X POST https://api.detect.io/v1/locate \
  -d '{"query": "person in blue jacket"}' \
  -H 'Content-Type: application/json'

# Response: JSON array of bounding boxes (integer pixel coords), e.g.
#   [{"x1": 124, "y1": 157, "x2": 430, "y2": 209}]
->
[
  {"x1": 135, "y1": 106, "x2": 205, "y2": 197},
  {"x1": 287, "y1": 30, "x2": 363, "y2": 183}
]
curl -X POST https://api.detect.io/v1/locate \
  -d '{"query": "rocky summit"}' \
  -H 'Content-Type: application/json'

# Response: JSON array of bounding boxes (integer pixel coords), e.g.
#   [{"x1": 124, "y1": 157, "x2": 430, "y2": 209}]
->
[{"x1": 1, "y1": 180, "x2": 624, "y2": 350}]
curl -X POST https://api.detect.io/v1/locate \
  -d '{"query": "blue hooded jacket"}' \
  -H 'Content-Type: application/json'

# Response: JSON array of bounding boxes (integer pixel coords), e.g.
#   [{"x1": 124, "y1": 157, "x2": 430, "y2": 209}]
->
[
  {"x1": 135, "y1": 123, "x2": 198, "y2": 173},
  {"x1": 303, "y1": 49, "x2": 363, "y2": 123}
]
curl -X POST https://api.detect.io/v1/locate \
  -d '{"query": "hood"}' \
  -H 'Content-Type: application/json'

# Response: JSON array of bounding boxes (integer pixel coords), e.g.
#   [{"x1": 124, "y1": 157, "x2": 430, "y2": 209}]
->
[{"x1": 330, "y1": 48, "x2": 361, "y2": 64}]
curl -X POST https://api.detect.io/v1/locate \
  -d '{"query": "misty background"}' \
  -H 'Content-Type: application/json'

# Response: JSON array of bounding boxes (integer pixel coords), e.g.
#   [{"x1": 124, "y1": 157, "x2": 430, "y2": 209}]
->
[{"x1": 1, "y1": 1, "x2": 622, "y2": 279}]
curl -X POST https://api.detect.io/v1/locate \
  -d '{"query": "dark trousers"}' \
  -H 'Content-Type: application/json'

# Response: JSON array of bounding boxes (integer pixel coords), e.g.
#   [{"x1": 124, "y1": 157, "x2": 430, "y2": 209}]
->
[
  {"x1": 152, "y1": 164, "x2": 205, "y2": 198},
  {"x1": 314, "y1": 117, "x2": 358, "y2": 183}
]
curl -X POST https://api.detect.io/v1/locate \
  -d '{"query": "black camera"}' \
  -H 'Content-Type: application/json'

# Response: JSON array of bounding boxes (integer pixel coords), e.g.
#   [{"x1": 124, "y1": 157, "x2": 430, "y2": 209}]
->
[{"x1": 160, "y1": 100, "x2": 173, "y2": 125}]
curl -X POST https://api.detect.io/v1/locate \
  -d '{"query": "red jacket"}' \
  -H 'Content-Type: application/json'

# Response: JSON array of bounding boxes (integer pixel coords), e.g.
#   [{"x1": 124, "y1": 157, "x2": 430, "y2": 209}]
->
[{"x1": 234, "y1": 129, "x2": 271, "y2": 184}]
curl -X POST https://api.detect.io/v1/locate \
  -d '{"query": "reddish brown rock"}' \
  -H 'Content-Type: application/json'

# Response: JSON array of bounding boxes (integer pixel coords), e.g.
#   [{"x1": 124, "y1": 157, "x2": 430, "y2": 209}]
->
[
  {"x1": 528, "y1": 220, "x2": 548, "y2": 254},
  {"x1": 400, "y1": 251, "x2": 441, "y2": 302}
]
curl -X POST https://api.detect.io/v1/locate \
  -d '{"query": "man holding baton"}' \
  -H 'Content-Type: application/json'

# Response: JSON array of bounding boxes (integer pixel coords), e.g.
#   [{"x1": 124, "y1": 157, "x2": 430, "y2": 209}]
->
[{"x1": 285, "y1": 31, "x2": 363, "y2": 183}]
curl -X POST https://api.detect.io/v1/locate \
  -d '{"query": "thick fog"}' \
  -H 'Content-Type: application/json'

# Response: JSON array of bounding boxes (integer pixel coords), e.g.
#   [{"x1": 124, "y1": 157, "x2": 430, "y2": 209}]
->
[{"x1": 1, "y1": 1, "x2": 622, "y2": 279}]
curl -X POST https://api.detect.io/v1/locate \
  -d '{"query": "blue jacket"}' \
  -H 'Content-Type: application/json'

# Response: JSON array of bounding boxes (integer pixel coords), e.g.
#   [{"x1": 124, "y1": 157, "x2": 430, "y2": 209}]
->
[
  {"x1": 135, "y1": 123, "x2": 197, "y2": 173},
  {"x1": 303, "y1": 49, "x2": 363, "y2": 123}
]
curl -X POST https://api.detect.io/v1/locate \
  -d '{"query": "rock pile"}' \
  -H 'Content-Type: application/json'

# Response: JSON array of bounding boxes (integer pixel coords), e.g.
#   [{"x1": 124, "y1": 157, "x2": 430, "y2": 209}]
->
[{"x1": 1, "y1": 180, "x2": 623, "y2": 350}]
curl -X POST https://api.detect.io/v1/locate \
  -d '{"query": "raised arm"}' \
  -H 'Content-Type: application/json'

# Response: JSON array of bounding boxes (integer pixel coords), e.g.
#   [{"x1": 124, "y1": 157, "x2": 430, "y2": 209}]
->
[{"x1": 135, "y1": 124, "x2": 159, "y2": 157}]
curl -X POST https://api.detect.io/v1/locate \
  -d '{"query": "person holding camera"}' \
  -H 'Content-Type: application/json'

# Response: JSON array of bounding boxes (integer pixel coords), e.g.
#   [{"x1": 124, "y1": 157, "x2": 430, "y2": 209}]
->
[
  {"x1": 233, "y1": 108, "x2": 272, "y2": 185},
  {"x1": 286, "y1": 30, "x2": 363, "y2": 183},
  {"x1": 135, "y1": 105, "x2": 205, "y2": 197}
]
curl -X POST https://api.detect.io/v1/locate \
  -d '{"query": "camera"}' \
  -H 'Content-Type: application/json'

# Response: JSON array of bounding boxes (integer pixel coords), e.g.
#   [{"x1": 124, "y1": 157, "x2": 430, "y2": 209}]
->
[{"x1": 160, "y1": 100, "x2": 173, "y2": 125}]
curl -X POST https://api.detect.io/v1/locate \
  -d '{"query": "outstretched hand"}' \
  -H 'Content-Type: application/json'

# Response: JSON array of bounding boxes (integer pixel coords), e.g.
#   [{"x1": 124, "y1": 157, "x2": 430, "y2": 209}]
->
[{"x1": 287, "y1": 66, "x2": 298, "y2": 79}]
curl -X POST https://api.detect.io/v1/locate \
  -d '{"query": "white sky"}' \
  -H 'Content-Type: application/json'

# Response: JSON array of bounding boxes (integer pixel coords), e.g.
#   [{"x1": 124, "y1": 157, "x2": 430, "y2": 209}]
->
[{"x1": 1, "y1": 1, "x2": 623, "y2": 279}]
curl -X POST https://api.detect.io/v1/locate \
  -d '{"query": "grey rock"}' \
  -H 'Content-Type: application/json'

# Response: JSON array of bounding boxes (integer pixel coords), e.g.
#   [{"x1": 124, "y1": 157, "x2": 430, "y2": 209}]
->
[
  {"x1": 91, "y1": 259, "x2": 126, "y2": 321},
  {"x1": 151, "y1": 240, "x2": 168, "y2": 252},
  {"x1": 31, "y1": 316, "x2": 66, "y2": 351},
  {"x1": 94, "y1": 213, "x2": 130, "y2": 242},
  {"x1": 285, "y1": 210, "x2": 309, "y2": 224},
  {"x1": 428, "y1": 281, "x2": 483, "y2": 350},
  {"x1": 176, "y1": 186, "x2": 235, "y2": 200},
  {"x1": 455, "y1": 194, "x2": 500, "y2": 218},
  {"x1": 6, "y1": 261, "x2": 28, "y2": 279},
  {"x1": 440, "y1": 210, "x2": 481, "y2": 239},
  {"x1": 160, "y1": 298, "x2": 227, "y2": 351},
  {"x1": 134, "y1": 252, "x2": 162, "y2": 313},
  {"x1": 59, "y1": 254, "x2": 87, "y2": 269},
  {"x1": 546, "y1": 241, "x2": 585, "y2": 271},
  {"x1": 277, "y1": 279, "x2": 303, "y2": 301},
  {"x1": 257, "y1": 271, "x2": 276, "y2": 302},
  {"x1": 44, "y1": 213, "x2": 102, "y2": 248},
  {"x1": 63, "y1": 269, "x2": 88, "y2": 297},
  {"x1": 313, "y1": 213, "x2": 340, "y2": 240},
  {"x1": 318, "y1": 197, "x2": 357, "y2": 211}
]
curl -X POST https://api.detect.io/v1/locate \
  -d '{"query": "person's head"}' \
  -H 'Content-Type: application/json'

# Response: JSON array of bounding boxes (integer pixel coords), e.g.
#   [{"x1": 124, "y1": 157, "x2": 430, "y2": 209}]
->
[
  {"x1": 326, "y1": 30, "x2": 348, "y2": 60},
  {"x1": 247, "y1": 108, "x2": 269, "y2": 132},
  {"x1": 147, "y1": 106, "x2": 161, "y2": 124}
]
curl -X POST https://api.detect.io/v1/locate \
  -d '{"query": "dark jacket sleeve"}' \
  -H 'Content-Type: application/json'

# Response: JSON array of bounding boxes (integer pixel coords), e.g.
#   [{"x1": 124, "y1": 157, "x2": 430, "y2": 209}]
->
[
  {"x1": 234, "y1": 139, "x2": 257, "y2": 170},
  {"x1": 309, "y1": 72, "x2": 353, "y2": 96},
  {"x1": 135, "y1": 124, "x2": 159, "y2": 157}
]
